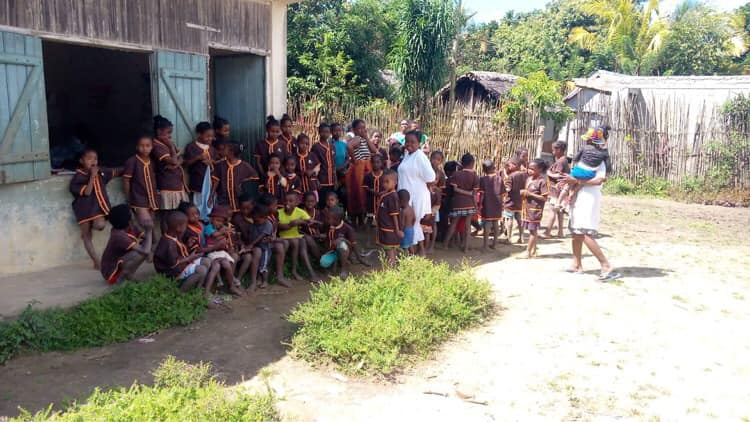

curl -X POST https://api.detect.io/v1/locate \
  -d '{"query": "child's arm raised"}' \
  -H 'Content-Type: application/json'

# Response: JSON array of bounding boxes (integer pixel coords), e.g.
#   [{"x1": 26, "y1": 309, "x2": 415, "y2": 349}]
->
[{"x1": 131, "y1": 227, "x2": 153, "y2": 256}]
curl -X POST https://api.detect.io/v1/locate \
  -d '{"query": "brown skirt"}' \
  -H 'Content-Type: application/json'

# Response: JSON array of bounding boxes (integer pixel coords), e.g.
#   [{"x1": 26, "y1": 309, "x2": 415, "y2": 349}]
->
[
  {"x1": 159, "y1": 190, "x2": 189, "y2": 210},
  {"x1": 346, "y1": 159, "x2": 371, "y2": 216}
]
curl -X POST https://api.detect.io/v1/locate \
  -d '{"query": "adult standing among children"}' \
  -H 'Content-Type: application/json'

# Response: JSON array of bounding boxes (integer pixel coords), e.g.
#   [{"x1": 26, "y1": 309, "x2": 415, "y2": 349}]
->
[
  {"x1": 346, "y1": 119, "x2": 377, "y2": 227},
  {"x1": 542, "y1": 141, "x2": 570, "y2": 238},
  {"x1": 564, "y1": 134, "x2": 620, "y2": 282},
  {"x1": 389, "y1": 119, "x2": 410, "y2": 146},
  {"x1": 398, "y1": 130, "x2": 436, "y2": 256}
]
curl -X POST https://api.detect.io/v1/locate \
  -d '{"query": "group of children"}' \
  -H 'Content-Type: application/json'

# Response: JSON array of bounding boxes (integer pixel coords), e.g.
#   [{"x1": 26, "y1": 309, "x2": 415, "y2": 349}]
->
[{"x1": 71, "y1": 113, "x2": 603, "y2": 298}]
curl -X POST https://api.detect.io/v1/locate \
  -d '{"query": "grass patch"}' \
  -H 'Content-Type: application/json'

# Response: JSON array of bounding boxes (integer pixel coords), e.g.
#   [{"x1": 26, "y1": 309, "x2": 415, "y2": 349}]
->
[
  {"x1": 603, "y1": 176, "x2": 750, "y2": 207},
  {"x1": 286, "y1": 256, "x2": 494, "y2": 376},
  {"x1": 12, "y1": 356, "x2": 278, "y2": 421},
  {"x1": 0, "y1": 276, "x2": 206, "y2": 364}
]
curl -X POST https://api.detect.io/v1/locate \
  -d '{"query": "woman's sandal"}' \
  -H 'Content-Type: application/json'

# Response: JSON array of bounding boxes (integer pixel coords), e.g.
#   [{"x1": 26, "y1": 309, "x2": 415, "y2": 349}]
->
[{"x1": 598, "y1": 272, "x2": 622, "y2": 282}]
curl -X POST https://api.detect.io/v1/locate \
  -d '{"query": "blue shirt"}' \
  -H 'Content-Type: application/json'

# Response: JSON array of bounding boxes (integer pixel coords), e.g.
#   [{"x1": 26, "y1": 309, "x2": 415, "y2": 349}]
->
[{"x1": 332, "y1": 139, "x2": 348, "y2": 168}]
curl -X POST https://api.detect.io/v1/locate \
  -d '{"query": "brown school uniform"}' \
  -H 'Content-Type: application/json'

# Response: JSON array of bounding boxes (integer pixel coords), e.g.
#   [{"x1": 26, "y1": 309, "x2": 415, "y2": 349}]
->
[
  {"x1": 432, "y1": 168, "x2": 447, "y2": 207},
  {"x1": 70, "y1": 168, "x2": 114, "y2": 224},
  {"x1": 449, "y1": 169, "x2": 480, "y2": 211},
  {"x1": 548, "y1": 156, "x2": 571, "y2": 198},
  {"x1": 479, "y1": 174, "x2": 504, "y2": 221},
  {"x1": 151, "y1": 139, "x2": 186, "y2": 192},
  {"x1": 294, "y1": 151, "x2": 320, "y2": 193},
  {"x1": 260, "y1": 172, "x2": 285, "y2": 202},
  {"x1": 280, "y1": 134, "x2": 296, "y2": 154},
  {"x1": 213, "y1": 159, "x2": 259, "y2": 212},
  {"x1": 254, "y1": 138, "x2": 288, "y2": 173},
  {"x1": 184, "y1": 222, "x2": 204, "y2": 253},
  {"x1": 522, "y1": 177, "x2": 549, "y2": 223},
  {"x1": 100, "y1": 227, "x2": 142, "y2": 282},
  {"x1": 231, "y1": 213, "x2": 254, "y2": 246},
  {"x1": 301, "y1": 208, "x2": 321, "y2": 236},
  {"x1": 153, "y1": 234, "x2": 192, "y2": 279},
  {"x1": 283, "y1": 172, "x2": 302, "y2": 195},
  {"x1": 123, "y1": 155, "x2": 159, "y2": 210},
  {"x1": 376, "y1": 190, "x2": 400, "y2": 247},
  {"x1": 183, "y1": 141, "x2": 218, "y2": 193},
  {"x1": 310, "y1": 140, "x2": 336, "y2": 187},
  {"x1": 362, "y1": 170, "x2": 385, "y2": 215},
  {"x1": 326, "y1": 221, "x2": 356, "y2": 252},
  {"x1": 503, "y1": 170, "x2": 528, "y2": 213}
]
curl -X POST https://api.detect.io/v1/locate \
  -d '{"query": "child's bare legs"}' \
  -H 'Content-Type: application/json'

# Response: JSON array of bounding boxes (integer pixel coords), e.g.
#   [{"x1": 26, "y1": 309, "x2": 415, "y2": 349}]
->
[
  {"x1": 81, "y1": 217, "x2": 106, "y2": 269},
  {"x1": 526, "y1": 228, "x2": 538, "y2": 258},
  {"x1": 203, "y1": 260, "x2": 222, "y2": 297},
  {"x1": 119, "y1": 250, "x2": 148, "y2": 282},
  {"x1": 482, "y1": 220, "x2": 490, "y2": 251},
  {"x1": 248, "y1": 247, "x2": 262, "y2": 291},
  {"x1": 298, "y1": 238, "x2": 319, "y2": 281},
  {"x1": 463, "y1": 216, "x2": 472, "y2": 253},
  {"x1": 287, "y1": 238, "x2": 303, "y2": 281},
  {"x1": 336, "y1": 240, "x2": 351, "y2": 279},
  {"x1": 182, "y1": 260, "x2": 210, "y2": 293},
  {"x1": 219, "y1": 258, "x2": 244, "y2": 296},
  {"x1": 236, "y1": 252, "x2": 253, "y2": 283},
  {"x1": 504, "y1": 216, "x2": 514, "y2": 243},
  {"x1": 273, "y1": 241, "x2": 291, "y2": 288},
  {"x1": 134, "y1": 209, "x2": 155, "y2": 262},
  {"x1": 303, "y1": 234, "x2": 321, "y2": 259},
  {"x1": 442, "y1": 217, "x2": 459, "y2": 249},
  {"x1": 416, "y1": 240, "x2": 425, "y2": 257},
  {"x1": 515, "y1": 213, "x2": 524, "y2": 244},
  {"x1": 386, "y1": 247, "x2": 397, "y2": 265}
]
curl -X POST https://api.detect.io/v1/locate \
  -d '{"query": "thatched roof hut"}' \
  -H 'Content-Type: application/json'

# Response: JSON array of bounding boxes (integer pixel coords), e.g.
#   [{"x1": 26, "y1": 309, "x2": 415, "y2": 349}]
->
[{"x1": 435, "y1": 71, "x2": 518, "y2": 108}]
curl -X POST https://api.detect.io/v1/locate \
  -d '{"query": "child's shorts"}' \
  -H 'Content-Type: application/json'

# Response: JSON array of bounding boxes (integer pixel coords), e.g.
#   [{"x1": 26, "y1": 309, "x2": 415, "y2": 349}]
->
[
  {"x1": 401, "y1": 226, "x2": 415, "y2": 248},
  {"x1": 503, "y1": 211, "x2": 521, "y2": 219},
  {"x1": 432, "y1": 205, "x2": 441, "y2": 223},
  {"x1": 570, "y1": 165, "x2": 596, "y2": 180},
  {"x1": 179, "y1": 258, "x2": 203, "y2": 281},
  {"x1": 320, "y1": 251, "x2": 339, "y2": 268},
  {"x1": 207, "y1": 250, "x2": 235, "y2": 264}
]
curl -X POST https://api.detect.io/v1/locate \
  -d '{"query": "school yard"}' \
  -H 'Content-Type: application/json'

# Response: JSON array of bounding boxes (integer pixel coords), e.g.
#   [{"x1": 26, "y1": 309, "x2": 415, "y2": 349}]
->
[{"x1": 0, "y1": 195, "x2": 749, "y2": 420}]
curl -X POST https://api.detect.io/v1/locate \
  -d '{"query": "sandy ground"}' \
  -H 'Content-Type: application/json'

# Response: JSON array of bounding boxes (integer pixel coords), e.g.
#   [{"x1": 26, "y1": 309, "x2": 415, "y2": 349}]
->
[{"x1": 1, "y1": 196, "x2": 749, "y2": 420}]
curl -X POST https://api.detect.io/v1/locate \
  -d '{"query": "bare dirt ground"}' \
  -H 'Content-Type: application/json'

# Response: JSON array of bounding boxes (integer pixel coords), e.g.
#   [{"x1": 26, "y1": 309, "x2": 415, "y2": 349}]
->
[{"x1": 2, "y1": 196, "x2": 749, "y2": 420}]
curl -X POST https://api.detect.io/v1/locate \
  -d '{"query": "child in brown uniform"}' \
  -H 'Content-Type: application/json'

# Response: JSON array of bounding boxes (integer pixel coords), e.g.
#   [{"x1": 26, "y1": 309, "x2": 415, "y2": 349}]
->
[
  {"x1": 101, "y1": 204, "x2": 152, "y2": 284},
  {"x1": 254, "y1": 115, "x2": 288, "y2": 174},
  {"x1": 362, "y1": 153, "x2": 386, "y2": 244},
  {"x1": 123, "y1": 136, "x2": 160, "y2": 230},
  {"x1": 153, "y1": 211, "x2": 210, "y2": 293},
  {"x1": 320, "y1": 207, "x2": 358, "y2": 279},
  {"x1": 479, "y1": 160, "x2": 504, "y2": 251},
  {"x1": 542, "y1": 141, "x2": 570, "y2": 239},
  {"x1": 293, "y1": 134, "x2": 321, "y2": 198},
  {"x1": 70, "y1": 148, "x2": 121, "y2": 269},
  {"x1": 311, "y1": 123, "x2": 336, "y2": 208},
  {"x1": 428, "y1": 150, "x2": 445, "y2": 252},
  {"x1": 282, "y1": 155, "x2": 303, "y2": 195},
  {"x1": 300, "y1": 191, "x2": 324, "y2": 260},
  {"x1": 443, "y1": 153, "x2": 480, "y2": 253},
  {"x1": 183, "y1": 122, "x2": 218, "y2": 221},
  {"x1": 260, "y1": 153, "x2": 286, "y2": 203},
  {"x1": 280, "y1": 114, "x2": 297, "y2": 153},
  {"x1": 151, "y1": 115, "x2": 189, "y2": 214},
  {"x1": 503, "y1": 157, "x2": 528, "y2": 244},
  {"x1": 376, "y1": 170, "x2": 402, "y2": 265},
  {"x1": 212, "y1": 141, "x2": 259, "y2": 213},
  {"x1": 520, "y1": 159, "x2": 549, "y2": 259}
]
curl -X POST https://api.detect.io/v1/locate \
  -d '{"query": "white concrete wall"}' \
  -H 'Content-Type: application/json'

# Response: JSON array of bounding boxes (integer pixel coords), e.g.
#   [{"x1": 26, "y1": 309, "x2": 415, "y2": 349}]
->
[{"x1": 266, "y1": 0, "x2": 291, "y2": 117}]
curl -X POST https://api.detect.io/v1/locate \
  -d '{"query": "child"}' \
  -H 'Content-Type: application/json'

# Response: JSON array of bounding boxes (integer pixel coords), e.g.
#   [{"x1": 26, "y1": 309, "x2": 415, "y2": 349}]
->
[
  {"x1": 260, "y1": 153, "x2": 285, "y2": 203},
  {"x1": 179, "y1": 201, "x2": 205, "y2": 253},
  {"x1": 300, "y1": 191, "x2": 323, "y2": 260},
  {"x1": 212, "y1": 141, "x2": 259, "y2": 213},
  {"x1": 520, "y1": 159, "x2": 549, "y2": 258},
  {"x1": 398, "y1": 189, "x2": 416, "y2": 254},
  {"x1": 183, "y1": 121, "x2": 218, "y2": 221},
  {"x1": 100, "y1": 204, "x2": 152, "y2": 284},
  {"x1": 311, "y1": 123, "x2": 336, "y2": 208},
  {"x1": 503, "y1": 157, "x2": 528, "y2": 244},
  {"x1": 213, "y1": 116, "x2": 230, "y2": 144},
  {"x1": 70, "y1": 148, "x2": 120, "y2": 269},
  {"x1": 293, "y1": 134, "x2": 321, "y2": 197},
  {"x1": 319, "y1": 191, "x2": 340, "y2": 231},
  {"x1": 371, "y1": 130, "x2": 389, "y2": 160},
  {"x1": 331, "y1": 122, "x2": 349, "y2": 212},
  {"x1": 479, "y1": 160, "x2": 504, "y2": 251},
  {"x1": 123, "y1": 135, "x2": 160, "y2": 230},
  {"x1": 282, "y1": 155, "x2": 303, "y2": 195},
  {"x1": 514, "y1": 147, "x2": 529, "y2": 171},
  {"x1": 427, "y1": 150, "x2": 445, "y2": 252},
  {"x1": 543, "y1": 141, "x2": 570, "y2": 238},
  {"x1": 389, "y1": 145, "x2": 403, "y2": 172},
  {"x1": 278, "y1": 191, "x2": 318, "y2": 281},
  {"x1": 246, "y1": 204, "x2": 277, "y2": 290},
  {"x1": 151, "y1": 115, "x2": 188, "y2": 214},
  {"x1": 559, "y1": 129, "x2": 610, "y2": 209},
  {"x1": 443, "y1": 153, "x2": 480, "y2": 253},
  {"x1": 254, "y1": 115, "x2": 288, "y2": 174},
  {"x1": 320, "y1": 207, "x2": 358, "y2": 279},
  {"x1": 375, "y1": 170, "x2": 402, "y2": 265},
  {"x1": 231, "y1": 194, "x2": 256, "y2": 281},
  {"x1": 440, "y1": 160, "x2": 458, "y2": 244},
  {"x1": 153, "y1": 211, "x2": 210, "y2": 293},
  {"x1": 279, "y1": 114, "x2": 297, "y2": 153},
  {"x1": 362, "y1": 153, "x2": 386, "y2": 230},
  {"x1": 258, "y1": 194, "x2": 290, "y2": 288},
  {"x1": 203, "y1": 206, "x2": 245, "y2": 297}
]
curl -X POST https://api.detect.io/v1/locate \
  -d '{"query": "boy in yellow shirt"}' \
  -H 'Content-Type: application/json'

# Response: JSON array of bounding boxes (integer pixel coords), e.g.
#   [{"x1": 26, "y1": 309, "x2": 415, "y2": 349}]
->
[{"x1": 277, "y1": 191, "x2": 318, "y2": 282}]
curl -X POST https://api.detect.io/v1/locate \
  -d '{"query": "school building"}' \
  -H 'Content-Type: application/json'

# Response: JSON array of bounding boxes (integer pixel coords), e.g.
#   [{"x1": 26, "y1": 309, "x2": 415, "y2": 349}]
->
[{"x1": 0, "y1": 0, "x2": 298, "y2": 274}]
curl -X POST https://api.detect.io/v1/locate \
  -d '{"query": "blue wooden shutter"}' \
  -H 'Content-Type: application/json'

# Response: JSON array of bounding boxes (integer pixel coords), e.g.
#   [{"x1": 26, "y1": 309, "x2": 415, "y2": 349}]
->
[
  {"x1": 150, "y1": 51, "x2": 208, "y2": 148},
  {"x1": 0, "y1": 31, "x2": 49, "y2": 184}
]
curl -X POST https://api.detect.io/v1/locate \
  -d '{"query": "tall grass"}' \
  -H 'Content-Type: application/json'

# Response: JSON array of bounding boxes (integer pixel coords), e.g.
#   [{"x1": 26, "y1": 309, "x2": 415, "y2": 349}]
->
[{"x1": 287, "y1": 256, "x2": 495, "y2": 375}]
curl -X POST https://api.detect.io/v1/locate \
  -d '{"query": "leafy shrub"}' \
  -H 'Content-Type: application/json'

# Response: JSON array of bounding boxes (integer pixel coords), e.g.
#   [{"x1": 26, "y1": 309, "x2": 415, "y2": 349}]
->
[
  {"x1": 13, "y1": 357, "x2": 278, "y2": 421},
  {"x1": 0, "y1": 276, "x2": 206, "y2": 364},
  {"x1": 603, "y1": 176, "x2": 636, "y2": 195},
  {"x1": 287, "y1": 256, "x2": 494, "y2": 375},
  {"x1": 638, "y1": 177, "x2": 671, "y2": 197}
]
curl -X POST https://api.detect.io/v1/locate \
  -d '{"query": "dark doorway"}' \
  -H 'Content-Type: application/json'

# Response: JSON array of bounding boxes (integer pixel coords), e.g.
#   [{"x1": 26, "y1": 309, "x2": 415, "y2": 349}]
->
[{"x1": 42, "y1": 41, "x2": 152, "y2": 168}]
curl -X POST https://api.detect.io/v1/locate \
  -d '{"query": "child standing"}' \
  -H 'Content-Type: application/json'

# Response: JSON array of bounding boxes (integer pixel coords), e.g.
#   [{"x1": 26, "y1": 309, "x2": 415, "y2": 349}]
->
[
  {"x1": 183, "y1": 122, "x2": 218, "y2": 221},
  {"x1": 123, "y1": 136, "x2": 160, "y2": 230},
  {"x1": 427, "y1": 150, "x2": 445, "y2": 252},
  {"x1": 362, "y1": 153, "x2": 386, "y2": 238},
  {"x1": 520, "y1": 159, "x2": 549, "y2": 258},
  {"x1": 260, "y1": 153, "x2": 285, "y2": 203},
  {"x1": 100, "y1": 204, "x2": 152, "y2": 284},
  {"x1": 398, "y1": 189, "x2": 416, "y2": 254},
  {"x1": 246, "y1": 204, "x2": 276, "y2": 290},
  {"x1": 280, "y1": 114, "x2": 297, "y2": 153},
  {"x1": 203, "y1": 206, "x2": 245, "y2": 297},
  {"x1": 375, "y1": 170, "x2": 402, "y2": 265},
  {"x1": 479, "y1": 160, "x2": 504, "y2": 251},
  {"x1": 282, "y1": 155, "x2": 303, "y2": 195},
  {"x1": 543, "y1": 141, "x2": 570, "y2": 238},
  {"x1": 443, "y1": 153, "x2": 480, "y2": 253},
  {"x1": 153, "y1": 211, "x2": 210, "y2": 293},
  {"x1": 151, "y1": 115, "x2": 188, "y2": 216},
  {"x1": 212, "y1": 142, "x2": 259, "y2": 213},
  {"x1": 311, "y1": 123, "x2": 336, "y2": 208},
  {"x1": 213, "y1": 116, "x2": 230, "y2": 144},
  {"x1": 278, "y1": 191, "x2": 318, "y2": 282},
  {"x1": 70, "y1": 148, "x2": 120, "y2": 269},
  {"x1": 388, "y1": 145, "x2": 403, "y2": 172},
  {"x1": 293, "y1": 134, "x2": 321, "y2": 197},
  {"x1": 254, "y1": 115, "x2": 288, "y2": 174},
  {"x1": 503, "y1": 157, "x2": 527, "y2": 244}
]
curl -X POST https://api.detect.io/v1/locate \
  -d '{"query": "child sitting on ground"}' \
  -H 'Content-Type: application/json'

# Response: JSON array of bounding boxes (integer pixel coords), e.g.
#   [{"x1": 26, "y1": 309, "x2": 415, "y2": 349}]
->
[
  {"x1": 231, "y1": 195, "x2": 256, "y2": 281},
  {"x1": 319, "y1": 191, "x2": 341, "y2": 231},
  {"x1": 204, "y1": 206, "x2": 246, "y2": 297},
  {"x1": 558, "y1": 127, "x2": 610, "y2": 209},
  {"x1": 179, "y1": 202, "x2": 205, "y2": 253},
  {"x1": 246, "y1": 204, "x2": 277, "y2": 290},
  {"x1": 300, "y1": 191, "x2": 323, "y2": 260},
  {"x1": 153, "y1": 211, "x2": 211, "y2": 293},
  {"x1": 257, "y1": 195, "x2": 291, "y2": 288},
  {"x1": 520, "y1": 159, "x2": 549, "y2": 259},
  {"x1": 70, "y1": 148, "x2": 122, "y2": 269},
  {"x1": 100, "y1": 204, "x2": 152, "y2": 284},
  {"x1": 320, "y1": 207, "x2": 359, "y2": 279},
  {"x1": 398, "y1": 189, "x2": 416, "y2": 254},
  {"x1": 278, "y1": 191, "x2": 318, "y2": 282},
  {"x1": 479, "y1": 160, "x2": 504, "y2": 251},
  {"x1": 376, "y1": 170, "x2": 402, "y2": 265}
]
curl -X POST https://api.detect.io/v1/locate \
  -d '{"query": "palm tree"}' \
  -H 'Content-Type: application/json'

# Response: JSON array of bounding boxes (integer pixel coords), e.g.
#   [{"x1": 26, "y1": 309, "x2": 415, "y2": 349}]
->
[{"x1": 569, "y1": 0, "x2": 669, "y2": 75}]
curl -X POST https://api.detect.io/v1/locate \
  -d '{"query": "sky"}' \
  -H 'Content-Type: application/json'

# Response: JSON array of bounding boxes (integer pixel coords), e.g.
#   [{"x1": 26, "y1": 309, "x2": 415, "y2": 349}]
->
[{"x1": 466, "y1": 0, "x2": 749, "y2": 23}]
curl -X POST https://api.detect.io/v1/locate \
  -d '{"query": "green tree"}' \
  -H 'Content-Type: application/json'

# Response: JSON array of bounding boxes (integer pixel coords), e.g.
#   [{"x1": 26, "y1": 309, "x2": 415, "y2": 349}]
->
[
  {"x1": 501, "y1": 71, "x2": 573, "y2": 126},
  {"x1": 390, "y1": 0, "x2": 457, "y2": 114}
]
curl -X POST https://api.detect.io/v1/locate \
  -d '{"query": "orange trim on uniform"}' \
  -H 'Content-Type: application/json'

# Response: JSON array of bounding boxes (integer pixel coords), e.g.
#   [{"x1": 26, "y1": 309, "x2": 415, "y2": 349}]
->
[
  {"x1": 137, "y1": 155, "x2": 159, "y2": 210},
  {"x1": 281, "y1": 134, "x2": 294, "y2": 152},
  {"x1": 318, "y1": 141, "x2": 334, "y2": 187},
  {"x1": 164, "y1": 234, "x2": 190, "y2": 268},
  {"x1": 225, "y1": 159, "x2": 244, "y2": 212}
]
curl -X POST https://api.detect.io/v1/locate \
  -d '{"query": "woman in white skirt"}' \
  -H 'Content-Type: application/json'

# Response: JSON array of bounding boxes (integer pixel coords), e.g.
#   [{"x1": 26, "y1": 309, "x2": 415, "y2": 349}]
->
[{"x1": 397, "y1": 130, "x2": 436, "y2": 256}]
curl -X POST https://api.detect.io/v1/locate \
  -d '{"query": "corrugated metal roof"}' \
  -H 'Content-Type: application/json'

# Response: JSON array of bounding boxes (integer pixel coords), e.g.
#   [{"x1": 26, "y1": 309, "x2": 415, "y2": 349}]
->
[{"x1": 573, "y1": 70, "x2": 750, "y2": 92}]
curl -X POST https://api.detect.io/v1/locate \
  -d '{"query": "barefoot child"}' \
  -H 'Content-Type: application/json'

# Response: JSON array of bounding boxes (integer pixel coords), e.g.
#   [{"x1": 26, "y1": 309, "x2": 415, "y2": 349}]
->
[
  {"x1": 520, "y1": 159, "x2": 549, "y2": 258},
  {"x1": 375, "y1": 170, "x2": 402, "y2": 265},
  {"x1": 278, "y1": 191, "x2": 318, "y2": 281},
  {"x1": 204, "y1": 206, "x2": 245, "y2": 297},
  {"x1": 231, "y1": 195, "x2": 256, "y2": 281},
  {"x1": 246, "y1": 204, "x2": 276, "y2": 290},
  {"x1": 154, "y1": 211, "x2": 210, "y2": 293},
  {"x1": 212, "y1": 141, "x2": 259, "y2": 213},
  {"x1": 443, "y1": 153, "x2": 480, "y2": 253},
  {"x1": 479, "y1": 160, "x2": 504, "y2": 251},
  {"x1": 123, "y1": 136, "x2": 160, "y2": 231},
  {"x1": 254, "y1": 115, "x2": 288, "y2": 174},
  {"x1": 362, "y1": 153, "x2": 386, "y2": 243},
  {"x1": 503, "y1": 157, "x2": 527, "y2": 244},
  {"x1": 258, "y1": 195, "x2": 291, "y2": 288},
  {"x1": 293, "y1": 134, "x2": 321, "y2": 198},
  {"x1": 280, "y1": 114, "x2": 297, "y2": 153},
  {"x1": 300, "y1": 191, "x2": 324, "y2": 259},
  {"x1": 183, "y1": 121, "x2": 218, "y2": 221},
  {"x1": 320, "y1": 207, "x2": 358, "y2": 279},
  {"x1": 543, "y1": 141, "x2": 570, "y2": 238},
  {"x1": 101, "y1": 204, "x2": 152, "y2": 284},
  {"x1": 428, "y1": 150, "x2": 445, "y2": 252},
  {"x1": 282, "y1": 155, "x2": 303, "y2": 195},
  {"x1": 311, "y1": 123, "x2": 336, "y2": 208},
  {"x1": 152, "y1": 116, "x2": 189, "y2": 229},
  {"x1": 70, "y1": 148, "x2": 121, "y2": 269},
  {"x1": 398, "y1": 189, "x2": 416, "y2": 254},
  {"x1": 260, "y1": 153, "x2": 285, "y2": 203}
]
